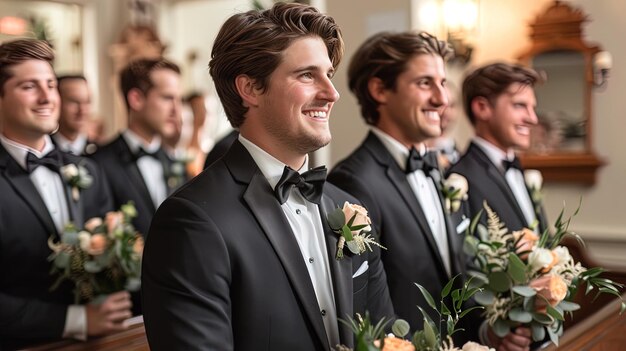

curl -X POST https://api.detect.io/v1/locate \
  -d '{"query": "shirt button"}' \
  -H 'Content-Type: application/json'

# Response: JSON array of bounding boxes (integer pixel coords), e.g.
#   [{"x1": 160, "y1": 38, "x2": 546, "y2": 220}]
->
[
  {"x1": 309, "y1": 257, "x2": 314, "y2": 263},
  {"x1": 296, "y1": 209, "x2": 301, "y2": 215},
  {"x1": 321, "y1": 309, "x2": 326, "y2": 316}
]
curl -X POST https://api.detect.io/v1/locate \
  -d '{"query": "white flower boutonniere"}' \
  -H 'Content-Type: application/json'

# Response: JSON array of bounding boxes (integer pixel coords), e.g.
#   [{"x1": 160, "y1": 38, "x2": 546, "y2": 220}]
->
[
  {"x1": 442, "y1": 173, "x2": 468, "y2": 213},
  {"x1": 524, "y1": 169, "x2": 543, "y2": 210},
  {"x1": 60, "y1": 163, "x2": 93, "y2": 201},
  {"x1": 327, "y1": 202, "x2": 385, "y2": 260}
]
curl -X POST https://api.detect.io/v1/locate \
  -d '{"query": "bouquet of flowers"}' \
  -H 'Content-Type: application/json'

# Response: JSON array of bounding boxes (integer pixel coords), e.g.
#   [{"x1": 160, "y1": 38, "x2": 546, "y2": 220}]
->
[
  {"x1": 464, "y1": 201, "x2": 625, "y2": 346},
  {"x1": 48, "y1": 202, "x2": 143, "y2": 303},
  {"x1": 336, "y1": 275, "x2": 492, "y2": 351}
]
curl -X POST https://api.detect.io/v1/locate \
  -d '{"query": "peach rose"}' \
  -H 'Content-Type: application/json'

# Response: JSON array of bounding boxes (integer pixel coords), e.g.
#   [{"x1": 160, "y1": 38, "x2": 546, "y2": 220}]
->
[
  {"x1": 105, "y1": 211, "x2": 124, "y2": 236},
  {"x1": 513, "y1": 228, "x2": 539, "y2": 260},
  {"x1": 84, "y1": 217, "x2": 103, "y2": 233},
  {"x1": 341, "y1": 202, "x2": 372, "y2": 234},
  {"x1": 529, "y1": 274, "x2": 568, "y2": 312},
  {"x1": 133, "y1": 236, "x2": 145, "y2": 256},
  {"x1": 374, "y1": 336, "x2": 415, "y2": 351},
  {"x1": 87, "y1": 234, "x2": 108, "y2": 256}
]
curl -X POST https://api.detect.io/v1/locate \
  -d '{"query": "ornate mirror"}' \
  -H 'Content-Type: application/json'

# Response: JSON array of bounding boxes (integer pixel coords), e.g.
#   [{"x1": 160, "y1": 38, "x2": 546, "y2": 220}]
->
[{"x1": 517, "y1": 0, "x2": 605, "y2": 185}]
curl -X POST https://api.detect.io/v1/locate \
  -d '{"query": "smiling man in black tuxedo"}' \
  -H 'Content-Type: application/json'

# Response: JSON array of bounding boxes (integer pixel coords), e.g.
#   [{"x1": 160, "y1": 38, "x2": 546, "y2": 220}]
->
[
  {"x1": 142, "y1": 3, "x2": 394, "y2": 351},
  {"x1": 0, "y1": 39, "x2": 130, "y2": 350}
]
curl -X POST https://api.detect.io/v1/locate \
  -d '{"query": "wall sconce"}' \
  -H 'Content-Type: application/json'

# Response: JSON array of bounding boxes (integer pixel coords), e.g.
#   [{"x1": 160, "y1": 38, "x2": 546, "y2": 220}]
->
[
  {"x1": 416, "y1": 0, "x2": 479, "y2": 65},
  {"x1": 593, "y1": 50, "x2": 612, "y2": 88}
]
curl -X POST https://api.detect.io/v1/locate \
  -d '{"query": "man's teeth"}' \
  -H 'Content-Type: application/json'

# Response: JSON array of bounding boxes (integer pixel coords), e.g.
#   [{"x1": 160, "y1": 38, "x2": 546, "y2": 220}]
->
[
  {"x1": 516, "y1": 126, "x2": 530, "y2": 135},
  {"x1": 424, "y1": 110, "x2": 440, "y2": 120},
  {"x1": 304, "y1": 111, "x2": 327, "y2": 118}
]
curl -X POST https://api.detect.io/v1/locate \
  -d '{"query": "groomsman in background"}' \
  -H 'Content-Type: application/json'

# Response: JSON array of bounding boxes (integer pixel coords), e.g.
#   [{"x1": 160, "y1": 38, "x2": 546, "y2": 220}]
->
[
  {"x1": 0, "y1": 39, "x2": 130, "y2": 350},
  {"x1": 92, "y1": 58, "x2": 186, "y2": 236},
  {"x1": 328, "y1": 31, "x2": 481, "y2": 345},
  {"x1": 52, "y1": 75, "x2": 98, "y2": 155},
  {"x1": 448, "y1": 62, "x2": 548, "y2": 234},
  {"x1": 142, "y1": 3, "x2": 393, "y2": 350}
]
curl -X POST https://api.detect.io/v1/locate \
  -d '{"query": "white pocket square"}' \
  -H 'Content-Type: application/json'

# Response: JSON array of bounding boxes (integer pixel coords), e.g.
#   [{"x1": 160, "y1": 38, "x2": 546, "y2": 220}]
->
[
  {"x1": 352, "y1": 261, "x2": 369, "y2": 278},
  {"x1": 456, "y1": 217, "x2": 470, "y2": 234}
]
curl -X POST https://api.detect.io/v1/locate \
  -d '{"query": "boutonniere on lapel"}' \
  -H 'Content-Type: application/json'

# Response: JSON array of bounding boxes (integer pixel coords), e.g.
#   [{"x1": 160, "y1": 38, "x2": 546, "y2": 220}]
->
[
  {"x1": 327, "y1": 202, "x2": 385, "y2": 260},
  {"x1": 524, "y1": 169, "x2": 543, "y2": 212},
  {"x1": 60, "y1": 163, "x2": 93, "y2": 201},
  {"x1": 166, "y1": 160, "x2": 187, "y2": 189},
  {"x1": 441, "y1": 173, "x2": 468, "y2": 213}
]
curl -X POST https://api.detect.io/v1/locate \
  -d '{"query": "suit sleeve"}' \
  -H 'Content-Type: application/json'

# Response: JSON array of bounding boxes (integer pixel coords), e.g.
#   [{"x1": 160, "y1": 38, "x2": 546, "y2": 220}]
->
[
  {"x1": 0, "y1": 292, "x2": 67, "y2": 340},
  {"x1": 142, "y1": 196, "x2": 233, "y2": 351}
]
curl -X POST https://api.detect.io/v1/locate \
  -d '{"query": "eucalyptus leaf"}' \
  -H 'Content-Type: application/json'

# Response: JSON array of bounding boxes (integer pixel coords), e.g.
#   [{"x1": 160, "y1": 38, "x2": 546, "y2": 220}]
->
[
  {"x1": 488, "y1": 271, "x2": 512, "y2": 292},
  {"x1": 441, "y1": 274, "x2": 458, "y2": 298},
  {"x1": 547, "y1": 325, "x2": 559, "y2": 346},
  {"x1": 477, "y1": 225, "x2": 489, "y2": 242},
  {"x1": 507, "y1": 254, "x2": 526, "y2": 283},
  {"x1": 493, "y1": 319, "x2": 510, "y2": 338},
  {"x1": 54, "y1": 252, "x2": 70, "y2": 269},
  {"x1": 547, "y1": 306, "x2": 564, "y2": 321},
  {"x1": 532, "y1": 312, "x2": 554, "y2": 325},
  {"x1": 464, "y1": 236, "x2": 479, "y2": 256},
  {"x1": 446, "y1": 315, "x2": 454, "y2": 336},
  {"x1": 83, "y1": 260, "x2": 103, "y2": 273},
  {"x1": 512, "y1": 285, "x2": 536, "y2": 297},
  {"x1": 423, "y1": 318, "x2": 438, "y2": 348},
  {"x1": 531, "y1": 322, "x2": 546, "y2": 342},
  {"x1": 509, "y1": 308, "x2": 533, "y2": 323},
  {"x1": 61, "y1": 231, "x2": 79, "y2": 245},
  {"x1": 415, "y1": 283, "x2": 437, "y2": 311},
  {"x1": 474, "y1": 290, "x2": 495, "y2": 306},
  {"x1": 346, "y1": 240, "x2": 360, "y2": 254},
  {"x1": 557, "y1": 300, "x2": 580, "y2": 312},
  {"x1": 391, "y1": 319, "x2": 410, "y2": 338},
  {"x1": 125, "y1": 277, "x2": 141, "y2": 291}
]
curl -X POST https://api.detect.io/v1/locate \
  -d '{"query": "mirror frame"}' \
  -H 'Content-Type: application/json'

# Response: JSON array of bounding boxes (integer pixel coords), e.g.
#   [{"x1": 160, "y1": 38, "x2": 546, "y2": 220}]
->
[{"x1": 517, "y1": 0, "x2": 605, "y2": 185}]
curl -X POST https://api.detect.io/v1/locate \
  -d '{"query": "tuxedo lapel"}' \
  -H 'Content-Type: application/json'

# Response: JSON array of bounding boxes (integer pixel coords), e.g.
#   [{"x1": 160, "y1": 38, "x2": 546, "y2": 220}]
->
[
  {"x1": 364, "y1": 133, "x2": 448, "y2": 277},
  {"x1": 430, "y1": 168, "x2": 463, "y2": 277},
  {"x1": 0, "y1": 148, "x2": 57, "y2": 237},
  {"x1": 115, "y1": 137, "x2": 156, "y2": 213},
  {"x1": 469, "y1": 143, "x2": 527, "y2": 223},
  {"x1": 319, "y1": 194, "x2": 353, "y2": 345},
  {"x1": 59, "y1": 153, "x2": 83, "y2": 228},
  {"x1": 228, "y1": 142, "x2": 329, "y2": 350}
]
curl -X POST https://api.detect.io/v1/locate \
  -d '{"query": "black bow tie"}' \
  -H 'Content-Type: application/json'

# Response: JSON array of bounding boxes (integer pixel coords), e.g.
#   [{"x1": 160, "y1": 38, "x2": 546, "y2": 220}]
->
[
  {"x1": 503, "y1": 157, "x2": 522, "y2": 172},
  {"x1": 406, "y1": 147, "x2": 437, "y2": 174},
  {"x1": 274, "y1": 165, "x2": 327, "y2": 205},
  {"x1": 135, "y1": 147, "x2": 161, "y2": 160},
  {"x1": 26, "y1": 149, "x2": 62, "y2": 173}
]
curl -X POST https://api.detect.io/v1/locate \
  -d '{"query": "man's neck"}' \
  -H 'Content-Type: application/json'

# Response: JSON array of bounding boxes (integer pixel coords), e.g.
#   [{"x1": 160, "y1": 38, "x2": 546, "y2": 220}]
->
[
  {"x1": 1, "y1": 130, "x2": 47, "y2": 152},
  {"x1": 128, "y1": 123, "x2": 156, "y2": 145},
  {"x1": 58, "y1": 127, "x2": 80, "y2": 142},
  {"x1": 239, "y1": 131, "x2": 306, "y2": 170}
]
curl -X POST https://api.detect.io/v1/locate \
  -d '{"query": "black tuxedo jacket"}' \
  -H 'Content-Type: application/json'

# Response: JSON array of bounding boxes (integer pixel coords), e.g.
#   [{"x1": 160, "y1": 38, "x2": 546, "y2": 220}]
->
[
  {"x1": 203, "y1": 130, "x2": 239, "y2": 169},
  {"x1": 91, "y1": 135, "x2": 186, "y2": 236},
  {"x1": 448, "y1": 141, "x2": 548, "y2": 233},
  {"x1": 0, "y1": 144, "x2": 112, "y2": 350},
  {"x1": 328, "y1": 132, "x2": 476, "y2": 343},
  {"x1": 142, "y1": 140, "x2": 394, "y2": 351}
]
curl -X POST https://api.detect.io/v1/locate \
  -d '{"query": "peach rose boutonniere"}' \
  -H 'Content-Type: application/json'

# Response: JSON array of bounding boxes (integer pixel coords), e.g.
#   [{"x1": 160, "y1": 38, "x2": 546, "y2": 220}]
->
[
  {"x1": 442, "y1": 173, "x2": 468, "y2": 213},
  {"x1": 60, "y1": 163, "x2": 93, "y2": 201},
  {"x1": 327, "y1": 202, "x2": 385, "y2": 260}
]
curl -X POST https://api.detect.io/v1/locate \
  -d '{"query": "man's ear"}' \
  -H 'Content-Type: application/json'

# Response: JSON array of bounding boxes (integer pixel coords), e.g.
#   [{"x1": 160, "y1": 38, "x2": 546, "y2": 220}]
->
[
  {"x1": 367, "y1": 77, "x2": 388, "y2": 104},
  {"x1": 127, "y1": 88, "x2": 145, "y2": 111},
  {"x1": 471, "y1": 96, "x2": 492, "y2": 122},
  {"x1": 235, "y1": 74, "x2": 260, "y2": 108}
]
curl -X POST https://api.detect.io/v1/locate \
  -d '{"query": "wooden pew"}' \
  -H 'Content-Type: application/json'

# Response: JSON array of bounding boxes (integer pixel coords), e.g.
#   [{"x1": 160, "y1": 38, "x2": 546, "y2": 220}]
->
[{"x1": 23, "y1": 316, "x2": 149, "y2": 351}]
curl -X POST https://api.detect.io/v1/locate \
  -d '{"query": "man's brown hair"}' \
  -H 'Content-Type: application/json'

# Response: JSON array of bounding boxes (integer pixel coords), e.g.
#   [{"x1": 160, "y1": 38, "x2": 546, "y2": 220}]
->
[
  {"x1": 462, "y1": 62, "x2": 541, "y2": 125},
  {"x1": 348, "y1": 31, "x2": 452, "y2": 126},
  {"x1": 120, "y1": 58, "x2": 180, "y2": 111},
  {"x1": 209, "y1": 2, "x2": 344, "y2": 128},
  {"x1": 0, "y1": 39, "x2": 54, "y2": 96}
]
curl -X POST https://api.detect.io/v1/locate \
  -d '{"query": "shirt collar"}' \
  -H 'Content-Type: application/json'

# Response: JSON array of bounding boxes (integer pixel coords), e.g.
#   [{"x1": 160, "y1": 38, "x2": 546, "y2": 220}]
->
[
  {"x1": 0, "y1": 134, "x2": 55, "y2": 170},
  {"x1": 371, "y1": 127, "x2": 426, "y2": 172},
  {"x1": 52, "y1": 133, "x2": 87, "y2": 155},
  {"x1": 473, "y1": 136, "x2": 516, "y2": 172},
  {"x1": 238, "y1": 134, "x2": 309, "y2": 190},
  {"x1": 123, "y1": 129, "x2": 161, "y2": 154}
]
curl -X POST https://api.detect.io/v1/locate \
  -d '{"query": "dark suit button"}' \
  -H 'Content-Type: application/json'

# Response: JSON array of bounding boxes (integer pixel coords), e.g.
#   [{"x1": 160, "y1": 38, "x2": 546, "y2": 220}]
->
[
  {"x1": 309, "y1": 257, "x2": 314, "y2": 263},
  {"x1": 321, "y1": 309, "x2": 326, "y2": 316},
  {"x1": 296, "y1": 209, "x2": 302, "y2": 215}
]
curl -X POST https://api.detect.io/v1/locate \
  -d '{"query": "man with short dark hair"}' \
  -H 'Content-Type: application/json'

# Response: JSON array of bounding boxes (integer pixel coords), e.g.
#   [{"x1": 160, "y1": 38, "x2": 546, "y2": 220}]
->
[
  {"x1": 142, "y1": 3, "x2": 394, "y2": 350},
  {"x1": 0, "y1": 38, "x2": 129, "y2": 350},
  {"x1": 92, "y1": 58, "x2": 185, "y2": 236},
  {"x1": 52, "y1": 75, "x2": 99, "y2": 155}
]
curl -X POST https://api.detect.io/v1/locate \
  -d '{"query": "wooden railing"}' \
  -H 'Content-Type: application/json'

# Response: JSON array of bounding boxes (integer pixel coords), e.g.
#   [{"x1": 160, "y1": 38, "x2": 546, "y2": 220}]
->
[{"x1": 23, "y1": 316, "x2": 149, "y2": 351}]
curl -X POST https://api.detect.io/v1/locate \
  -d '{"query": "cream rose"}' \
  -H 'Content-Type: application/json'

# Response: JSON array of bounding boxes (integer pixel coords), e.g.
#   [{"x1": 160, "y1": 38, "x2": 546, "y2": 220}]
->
[
  {"x1": 341, "y1": 202, "x2": 372, "y2": 234},
  {"x1": 60, "y1": 164, "x2": 78, "y2": 180},
  {"x1": 513, "y1": 228, "x2": 539, "y2": 260},
  {"x1": 78, "y1": 231, "x2": 91, "y2": 252},
  {"x1": 528, "y1": 247, "x2": 557, "y2": 274},
  {"x1": 84, "y1": 217, "x2": 103, "y2": 233},
  {"x1": 524, "y1": 169, "x2": 543, "y2": 190},
  {"x1": 444, "y1": 173, "x2": 469, "y2": 199},
  {"x1": 462, "y1": 341, "x2": 495, "y2": 351},
  {"x1": 529, "y1": 274, "x2": 568, "y2": 312}
]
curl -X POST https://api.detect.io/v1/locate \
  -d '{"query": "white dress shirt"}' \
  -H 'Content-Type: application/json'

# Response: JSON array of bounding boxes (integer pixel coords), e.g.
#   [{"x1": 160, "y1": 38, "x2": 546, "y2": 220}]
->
[
  {"x1": 52, "y1": 133, "x2": 88, "y2": 155},
  {"x1": 0, "y1": 134, "x2": 87, "y2": 340},
  {"x1": 122, "y1": 130, "x2": 167, "y2": 209},
  {"x1": 371, "y1": 128, "x2": 451, "y2": 277},
  {"x1": 239, "y1": 135, "x2": 339, "y2": 347},
  {"x1": 473, "y1": 137, "x2": 537, "y2": 229}
]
